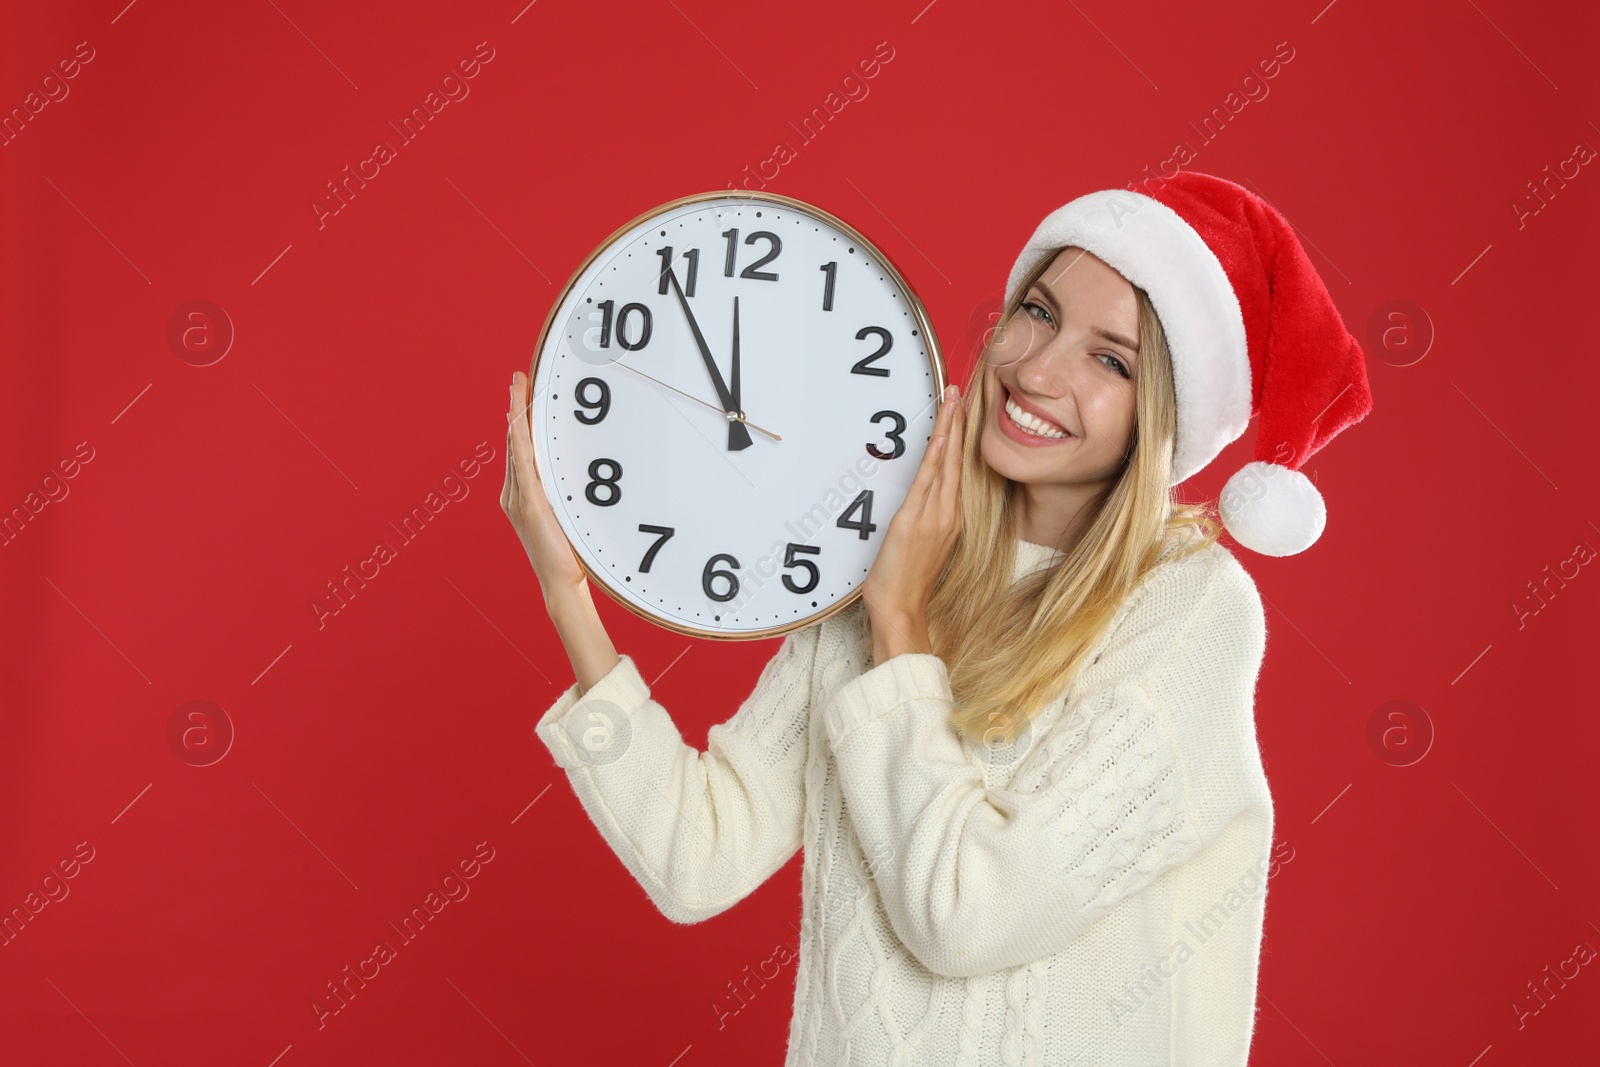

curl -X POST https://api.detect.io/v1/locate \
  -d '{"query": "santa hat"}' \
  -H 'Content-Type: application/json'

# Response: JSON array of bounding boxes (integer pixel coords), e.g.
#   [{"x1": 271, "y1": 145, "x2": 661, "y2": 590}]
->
[{"x1": 1004, "y1": 172, "x2": 1373, "y2": 557}]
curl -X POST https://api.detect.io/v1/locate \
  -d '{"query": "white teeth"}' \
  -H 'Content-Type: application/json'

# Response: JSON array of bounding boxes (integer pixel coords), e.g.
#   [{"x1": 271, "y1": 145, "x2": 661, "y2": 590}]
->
[{"x1": 1005, "y1": 394, "x2": 1069, "y2": 438}]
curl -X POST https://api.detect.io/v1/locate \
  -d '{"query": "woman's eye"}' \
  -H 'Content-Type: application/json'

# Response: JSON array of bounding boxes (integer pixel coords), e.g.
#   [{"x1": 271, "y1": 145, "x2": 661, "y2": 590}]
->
[
  {"x1": 1020, "y1": 299, "x2": 1129, "y2": 378},
  {"x1": 1097, "y1": 353, "x2": 1132, "y2": 379}
]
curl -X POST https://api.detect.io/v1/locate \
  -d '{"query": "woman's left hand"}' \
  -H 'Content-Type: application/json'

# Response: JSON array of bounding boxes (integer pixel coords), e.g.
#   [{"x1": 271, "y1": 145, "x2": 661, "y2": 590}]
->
[{"x1": 862, "y1": 382, "x2": 966, "y2": 662}]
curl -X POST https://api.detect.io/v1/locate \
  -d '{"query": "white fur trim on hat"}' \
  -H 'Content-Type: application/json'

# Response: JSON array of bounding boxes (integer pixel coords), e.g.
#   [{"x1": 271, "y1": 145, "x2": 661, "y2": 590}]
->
[
  {"x1": 1004, "y1": 190, "x2": 1252, "y2": 486},
  {"x1": 1218, "y1": 461, "x2": 1327, "y2": 557}
]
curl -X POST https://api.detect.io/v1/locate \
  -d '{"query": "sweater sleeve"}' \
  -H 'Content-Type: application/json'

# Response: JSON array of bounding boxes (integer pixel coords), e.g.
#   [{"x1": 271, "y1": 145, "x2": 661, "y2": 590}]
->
[
  {"x1": 533, "y1": 623, "x2": 821, "y2": 925},
  {"x1": 820, "y1": 549, "x2": 1267, "y2": 979}
]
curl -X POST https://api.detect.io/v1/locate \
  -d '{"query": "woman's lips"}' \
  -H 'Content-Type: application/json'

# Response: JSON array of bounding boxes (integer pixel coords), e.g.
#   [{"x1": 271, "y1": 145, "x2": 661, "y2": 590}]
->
[{"x1": 997, "y1": 385, "x2": 1075, "y2": 447}]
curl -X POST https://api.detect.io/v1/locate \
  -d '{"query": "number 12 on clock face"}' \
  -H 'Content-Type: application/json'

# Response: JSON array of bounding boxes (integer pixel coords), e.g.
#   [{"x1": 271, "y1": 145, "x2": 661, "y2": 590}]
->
[{"x1": 530, "y1": 191, "x2": 945, "y2": 641}]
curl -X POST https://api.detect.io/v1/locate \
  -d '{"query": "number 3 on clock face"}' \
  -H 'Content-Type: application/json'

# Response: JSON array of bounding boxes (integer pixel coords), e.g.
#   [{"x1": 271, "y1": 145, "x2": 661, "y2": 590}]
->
[{"x1": 529, "y1": 190, "x2": 946, "y2": 641}]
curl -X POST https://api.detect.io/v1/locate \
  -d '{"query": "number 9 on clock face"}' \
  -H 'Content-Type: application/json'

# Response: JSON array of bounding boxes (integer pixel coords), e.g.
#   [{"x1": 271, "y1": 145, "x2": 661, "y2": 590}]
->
[{"x1": 529, "y1": 190, "x2": 946, "y2": 640}]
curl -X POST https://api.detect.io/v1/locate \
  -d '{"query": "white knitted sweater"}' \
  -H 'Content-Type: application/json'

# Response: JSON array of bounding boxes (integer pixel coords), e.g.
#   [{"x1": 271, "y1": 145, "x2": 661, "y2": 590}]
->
[{"x1": 535, "y1": 532, "x2": 1274, "y2": 1066}]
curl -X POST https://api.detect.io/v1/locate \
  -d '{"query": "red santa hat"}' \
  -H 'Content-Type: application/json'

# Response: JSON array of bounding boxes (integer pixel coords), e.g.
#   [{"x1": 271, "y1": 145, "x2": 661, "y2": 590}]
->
[{"x1": 1004, "y1": 171, "x2": 1374, "y2": 557}]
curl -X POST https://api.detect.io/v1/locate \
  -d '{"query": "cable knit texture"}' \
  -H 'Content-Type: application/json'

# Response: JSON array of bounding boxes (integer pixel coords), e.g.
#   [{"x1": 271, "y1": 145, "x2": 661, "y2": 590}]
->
[{"x1": 534, "y1": 531, "x2": 1274, "y2": 1066}]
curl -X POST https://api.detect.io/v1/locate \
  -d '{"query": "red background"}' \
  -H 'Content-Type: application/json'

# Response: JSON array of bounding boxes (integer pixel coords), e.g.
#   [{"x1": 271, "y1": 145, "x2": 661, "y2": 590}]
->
[{"x1": 3, "y1": 1, "x2": 1597, "y2": 1064}]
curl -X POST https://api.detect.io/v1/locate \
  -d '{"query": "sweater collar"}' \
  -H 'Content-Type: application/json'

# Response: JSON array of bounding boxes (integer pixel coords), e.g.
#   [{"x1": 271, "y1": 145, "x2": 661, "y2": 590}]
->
[{"x1": 1013, "y1": 537, "x2": 1065, "y2": 580}]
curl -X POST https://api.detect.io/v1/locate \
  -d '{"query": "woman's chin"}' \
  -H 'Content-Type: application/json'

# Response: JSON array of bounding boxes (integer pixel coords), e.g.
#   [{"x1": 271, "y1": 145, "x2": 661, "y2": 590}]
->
[{"x1": 982, "y1": 426, "x2": 1099, "y2": 486}]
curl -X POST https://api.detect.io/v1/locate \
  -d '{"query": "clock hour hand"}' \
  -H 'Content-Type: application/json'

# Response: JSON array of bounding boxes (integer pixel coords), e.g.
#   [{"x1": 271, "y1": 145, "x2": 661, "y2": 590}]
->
[
  {"x1": 665, "y1": 266, "x2": 753, "y2": 452},
  {"x1": 730, "y1": 295, "x2": 741, "y2": 427}
]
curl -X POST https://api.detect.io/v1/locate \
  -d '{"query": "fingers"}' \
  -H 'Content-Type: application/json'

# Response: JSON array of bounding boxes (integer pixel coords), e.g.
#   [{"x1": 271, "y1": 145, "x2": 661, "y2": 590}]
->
[
  {"x1": 937, "y1": 384, "x2": 964, "y2": 515},
  {"x1": 926, "y1": 384, "x2": 961, "y2": 496},
  {"x1": 501, "y1": 374, "x2": 517, "y2": 506},
  {"x1": 910, "y1": 384, "x2": 957, "y2": 501},
  {"x1": 504, "y1": 372, "x2": 543, "y2": 522},
  {"x1": 502, "y1": 384, "x2": 519, "y2": 507},
  {"x1": 507, "y1": 373, "x2": 536, "y2": 488}
]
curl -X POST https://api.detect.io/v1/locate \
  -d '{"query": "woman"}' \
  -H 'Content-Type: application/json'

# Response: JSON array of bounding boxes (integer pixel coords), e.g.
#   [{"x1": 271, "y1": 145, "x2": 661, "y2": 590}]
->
[{"x1": 504, "y1": 173, "x2": 1372, "y2": 1065}]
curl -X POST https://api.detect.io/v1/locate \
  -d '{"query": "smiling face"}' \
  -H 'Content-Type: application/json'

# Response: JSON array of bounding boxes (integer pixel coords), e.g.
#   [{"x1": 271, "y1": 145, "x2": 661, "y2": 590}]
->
[{"x1": 978, "y1": 247, "x2": 1141, "y2": 495}]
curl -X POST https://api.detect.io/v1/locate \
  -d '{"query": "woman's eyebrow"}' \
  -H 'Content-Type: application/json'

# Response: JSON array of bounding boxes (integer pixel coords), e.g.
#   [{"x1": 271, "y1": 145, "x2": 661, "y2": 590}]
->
[
  {"x1": 1030, "y1": 282, "x2": 1141, "y2": 356},
  {"x1": 1093, "y1": 326, "x2": 1140, "y2": 356}
]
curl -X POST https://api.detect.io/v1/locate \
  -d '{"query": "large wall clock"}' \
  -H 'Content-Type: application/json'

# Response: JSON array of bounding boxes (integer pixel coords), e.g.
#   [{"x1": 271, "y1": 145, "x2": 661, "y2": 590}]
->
[{"x1": 528, "y1": 190, "x2": 946, "y2": 640}]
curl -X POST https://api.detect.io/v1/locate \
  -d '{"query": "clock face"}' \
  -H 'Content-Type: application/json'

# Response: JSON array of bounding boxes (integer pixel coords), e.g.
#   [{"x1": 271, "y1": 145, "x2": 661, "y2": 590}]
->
[{"x1": 530, "y1": 191, "x2": 945, "y2": 640}]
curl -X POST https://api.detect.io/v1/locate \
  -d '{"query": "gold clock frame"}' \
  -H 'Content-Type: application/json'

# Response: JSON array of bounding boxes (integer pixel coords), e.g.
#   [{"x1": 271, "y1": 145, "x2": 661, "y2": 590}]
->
[{"x1": 528, "y1": 189, "x2": 948, "y2": 642}]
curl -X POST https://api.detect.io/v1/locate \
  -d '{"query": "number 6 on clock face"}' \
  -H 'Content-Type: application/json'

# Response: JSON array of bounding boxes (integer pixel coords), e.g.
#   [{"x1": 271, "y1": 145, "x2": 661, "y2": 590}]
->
[{"x1": 529, "y1": 190, "x2": 946, "y2": 641}]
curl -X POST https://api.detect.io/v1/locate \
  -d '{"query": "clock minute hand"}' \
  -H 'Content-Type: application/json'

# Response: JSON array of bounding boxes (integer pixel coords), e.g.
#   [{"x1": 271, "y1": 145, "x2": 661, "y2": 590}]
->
[{"x1": 665, "y1": 266, "x2": 753, "y2": 452}]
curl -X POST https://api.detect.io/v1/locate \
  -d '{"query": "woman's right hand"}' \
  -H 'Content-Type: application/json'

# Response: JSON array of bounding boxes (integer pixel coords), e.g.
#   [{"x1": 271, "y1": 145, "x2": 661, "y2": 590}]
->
[{"x1": 502, "y1": 370, "x2": 588, "y2": 604}]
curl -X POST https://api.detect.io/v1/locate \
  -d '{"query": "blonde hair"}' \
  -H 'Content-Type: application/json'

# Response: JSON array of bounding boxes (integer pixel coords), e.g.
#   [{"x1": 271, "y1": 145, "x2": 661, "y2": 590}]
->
[{"x1": 928, "y1": 249, "x2": 1221, "y2": 746}]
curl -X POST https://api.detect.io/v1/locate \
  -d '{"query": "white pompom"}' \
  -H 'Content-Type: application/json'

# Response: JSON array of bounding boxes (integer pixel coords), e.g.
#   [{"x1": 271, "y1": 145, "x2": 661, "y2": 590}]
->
[{"x1": 1218, "y1": 461, "x2": 1326, "y2": 557}]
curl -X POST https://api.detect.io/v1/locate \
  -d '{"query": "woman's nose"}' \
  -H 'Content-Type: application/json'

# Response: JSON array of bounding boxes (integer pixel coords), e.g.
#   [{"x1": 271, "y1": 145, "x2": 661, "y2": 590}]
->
[{"x1": 1015, "y1": 339, "x2": 1078, "y2": 398}]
